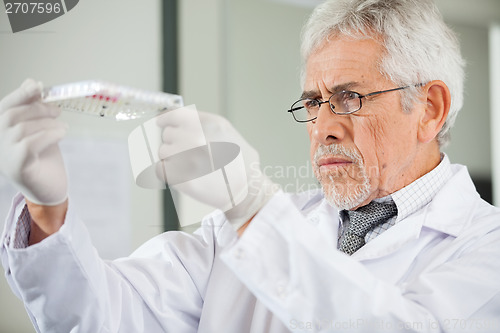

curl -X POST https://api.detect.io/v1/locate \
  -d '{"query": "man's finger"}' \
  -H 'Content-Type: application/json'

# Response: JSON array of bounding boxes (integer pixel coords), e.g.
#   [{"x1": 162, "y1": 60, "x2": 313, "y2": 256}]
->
[
  {"x1": 20, "y1": 125, "x2": 67, "y2": 157},
  {"x1": 0, "y1": 103, "x2": 61, "y2": 128},
  {"x1": 9, "y1": 118, "x2": 66, "y2": 143},
  {"x1": 0, "y1": 79, "x2": 43, "y2": 113}
]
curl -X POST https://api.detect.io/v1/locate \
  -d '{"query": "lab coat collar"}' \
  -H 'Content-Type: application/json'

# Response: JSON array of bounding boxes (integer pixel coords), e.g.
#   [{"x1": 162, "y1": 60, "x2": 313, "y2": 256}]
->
[
  {"x1": 421, "y1": 164, "x2": 479, "y2": 236},
  {"x1": 352, "y1": 164, "x2": 479, "y2": 261}
]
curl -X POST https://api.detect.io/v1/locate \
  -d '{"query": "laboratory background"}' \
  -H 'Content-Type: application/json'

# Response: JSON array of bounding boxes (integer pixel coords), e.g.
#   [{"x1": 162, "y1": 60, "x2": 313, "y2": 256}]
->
[{"x1": 0, "y1": 0, "x2": 499, "y2": 331}]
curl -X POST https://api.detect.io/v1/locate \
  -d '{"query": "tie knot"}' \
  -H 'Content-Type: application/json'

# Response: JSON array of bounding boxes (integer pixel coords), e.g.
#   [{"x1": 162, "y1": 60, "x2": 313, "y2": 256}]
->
[{"x1": 346, "y1": 200, "x2": 398, "y2": 237}]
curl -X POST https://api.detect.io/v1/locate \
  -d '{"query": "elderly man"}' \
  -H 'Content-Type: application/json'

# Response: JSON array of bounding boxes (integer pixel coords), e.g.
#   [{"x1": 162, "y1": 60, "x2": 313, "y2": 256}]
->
[{"x1": 1, "y1": 0, "x2": 499, "y2": 332}]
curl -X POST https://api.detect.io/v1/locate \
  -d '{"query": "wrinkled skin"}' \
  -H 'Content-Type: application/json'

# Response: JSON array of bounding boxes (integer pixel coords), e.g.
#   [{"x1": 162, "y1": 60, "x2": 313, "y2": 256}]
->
[{"x1": 304, "y1": 37, "x2": 443, "y2": 209}]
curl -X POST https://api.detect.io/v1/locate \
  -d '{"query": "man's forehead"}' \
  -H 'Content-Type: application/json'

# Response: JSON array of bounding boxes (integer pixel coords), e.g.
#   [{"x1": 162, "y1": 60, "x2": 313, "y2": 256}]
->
[
  {"x1": 306, "y1": 35, "x2": 383, "y2": 65},
  {"x1": 302, "y1": 38, "x2": 384, "y2": 94}
]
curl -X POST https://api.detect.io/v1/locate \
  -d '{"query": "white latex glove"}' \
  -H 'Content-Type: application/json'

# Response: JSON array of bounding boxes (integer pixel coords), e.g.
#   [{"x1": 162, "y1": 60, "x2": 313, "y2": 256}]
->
[
  {"x1": 0, "y1": 79, "x2": 68, "y2": 206},
  {"x1": 156, "y1": 109, "x2": 278, "y2": 230}
]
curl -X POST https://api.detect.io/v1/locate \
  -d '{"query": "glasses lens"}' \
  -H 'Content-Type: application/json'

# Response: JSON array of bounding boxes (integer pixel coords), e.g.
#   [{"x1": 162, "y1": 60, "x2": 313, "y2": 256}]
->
[
  {"x1": 290, "y1": 99, "x2": 318, "y2": 122},
  {"x1": 330, "y1": 91, "x2": 361, "y2": 114}
]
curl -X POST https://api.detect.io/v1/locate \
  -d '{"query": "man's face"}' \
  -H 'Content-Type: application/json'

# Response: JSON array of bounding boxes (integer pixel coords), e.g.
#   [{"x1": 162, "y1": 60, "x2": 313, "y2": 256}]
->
[{"x1": 304, "y1": 37, "x2": 423, "y2": 210}]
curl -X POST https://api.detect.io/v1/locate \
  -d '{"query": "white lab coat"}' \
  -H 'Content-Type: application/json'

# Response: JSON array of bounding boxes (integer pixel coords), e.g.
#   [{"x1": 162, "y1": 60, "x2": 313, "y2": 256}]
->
[{"x1": 2, "y1": 163, "x2": 500, "y2": 333}]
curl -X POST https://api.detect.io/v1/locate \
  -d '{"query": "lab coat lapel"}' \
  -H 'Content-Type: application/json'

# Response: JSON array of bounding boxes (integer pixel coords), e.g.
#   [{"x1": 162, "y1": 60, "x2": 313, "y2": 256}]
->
[
  {"x1": 420, "y1": 165, "x2": 479, "y2": 236},
  {"x1": 351, "y1": 165, "x2": 478, "y2": 262}
]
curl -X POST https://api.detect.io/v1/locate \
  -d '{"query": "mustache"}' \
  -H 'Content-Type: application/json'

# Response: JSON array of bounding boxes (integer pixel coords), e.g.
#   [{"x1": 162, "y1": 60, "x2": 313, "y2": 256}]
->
[{"x1": 313, "y1": 144, "x2": 362, "y2": 166}]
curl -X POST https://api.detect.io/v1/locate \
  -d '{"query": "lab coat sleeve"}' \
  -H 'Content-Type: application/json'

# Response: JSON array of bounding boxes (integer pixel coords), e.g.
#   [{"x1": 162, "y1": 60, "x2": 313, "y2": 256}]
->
[
  {"x1": 221, "y1": 192, "x2": 500, "y2": 333},
  {"x1": 1, "y1": 194, "x2": 222, "y2": 333}
]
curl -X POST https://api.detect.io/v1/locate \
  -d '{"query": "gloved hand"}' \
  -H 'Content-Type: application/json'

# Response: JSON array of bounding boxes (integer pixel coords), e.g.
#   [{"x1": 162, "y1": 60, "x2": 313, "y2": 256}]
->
[
  {"x1": 0, "y1": 79, "x2": 68, "y2": 206},
  {"x1": 156, "y1": 108, "x2": 278, "y2": 230}
]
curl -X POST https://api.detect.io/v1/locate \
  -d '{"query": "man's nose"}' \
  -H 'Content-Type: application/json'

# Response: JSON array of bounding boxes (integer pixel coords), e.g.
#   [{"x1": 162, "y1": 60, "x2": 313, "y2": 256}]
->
[{"x1": 309, "y1": 104, "x2": 347, "y2": 145}]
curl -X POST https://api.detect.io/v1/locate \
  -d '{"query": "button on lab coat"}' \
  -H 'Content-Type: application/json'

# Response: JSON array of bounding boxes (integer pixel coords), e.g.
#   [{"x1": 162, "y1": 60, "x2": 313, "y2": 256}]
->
[{"x1": 2, "y1": 164, "x2": 500, "y2": 332}]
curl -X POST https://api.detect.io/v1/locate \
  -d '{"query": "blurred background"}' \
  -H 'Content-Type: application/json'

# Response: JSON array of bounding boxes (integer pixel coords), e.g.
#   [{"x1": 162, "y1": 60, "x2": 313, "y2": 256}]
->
[{"x1": 0, "y1": 0, "x2": 499, "y2": 331}]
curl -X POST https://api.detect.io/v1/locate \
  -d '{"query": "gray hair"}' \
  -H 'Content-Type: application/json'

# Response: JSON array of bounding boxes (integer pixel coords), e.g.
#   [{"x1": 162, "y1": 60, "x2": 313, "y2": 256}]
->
[{"x1": 301, "y1": 0, "x2": 465, "y2": 148}]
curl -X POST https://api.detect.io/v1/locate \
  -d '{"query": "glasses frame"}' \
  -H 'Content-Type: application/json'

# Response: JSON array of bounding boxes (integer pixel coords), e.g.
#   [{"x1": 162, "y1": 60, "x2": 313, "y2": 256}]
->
[{"x1": 287, "y1": 84, "x2": 421, "y2": 123}]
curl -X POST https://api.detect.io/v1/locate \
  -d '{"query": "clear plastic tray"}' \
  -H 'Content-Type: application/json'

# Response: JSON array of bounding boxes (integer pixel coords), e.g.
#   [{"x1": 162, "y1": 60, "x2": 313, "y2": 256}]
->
[{"x1": 42, "y1": 80, "x2": 183, "y2": 121}]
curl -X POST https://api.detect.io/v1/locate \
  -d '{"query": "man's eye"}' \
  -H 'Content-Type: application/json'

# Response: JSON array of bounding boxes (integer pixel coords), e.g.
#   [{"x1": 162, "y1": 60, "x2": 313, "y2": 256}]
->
[
  {"x1": 304, "y1": 99, "x2": 319, "y2": 108},
  {"x1": 341, "y1": 91, "x2": 359, "y2": 100}
]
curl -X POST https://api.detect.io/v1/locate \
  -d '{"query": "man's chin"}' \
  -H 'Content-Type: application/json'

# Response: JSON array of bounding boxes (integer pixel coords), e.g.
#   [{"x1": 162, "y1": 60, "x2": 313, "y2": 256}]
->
[{"x1": 320, "y1": 181, "x2": 372, "y2": 210}]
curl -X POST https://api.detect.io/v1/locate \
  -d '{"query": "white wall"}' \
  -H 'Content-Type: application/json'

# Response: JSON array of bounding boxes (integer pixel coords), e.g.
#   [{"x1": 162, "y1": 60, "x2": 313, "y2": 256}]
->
[
  {"x1": 443, "y1": 23, "x2": 491, "y2": 178},
  {"x1": 180, "y1": 0, "x2": 315, "y2": 197},
  {"x1": 224, "y1": 0, "x2": 316, "y2": 191},
  {"x1": 176, "y1": 0, "x2": 316, "y2": 229},
  {"x1": 0, "y1": 1, "x2": 162, "y2": 332}
]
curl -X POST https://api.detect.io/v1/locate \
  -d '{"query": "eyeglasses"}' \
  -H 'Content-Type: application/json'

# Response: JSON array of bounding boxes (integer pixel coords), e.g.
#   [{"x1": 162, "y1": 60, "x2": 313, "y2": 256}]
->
[{"x1": 287, "y1": 85, "x2": 419, "y2": 123}]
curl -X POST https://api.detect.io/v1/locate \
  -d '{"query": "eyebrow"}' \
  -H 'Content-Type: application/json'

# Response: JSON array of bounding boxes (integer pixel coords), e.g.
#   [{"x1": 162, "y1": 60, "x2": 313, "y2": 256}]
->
[{"x1": 300, "y1": 82, "x2": 359, "y2": 99}]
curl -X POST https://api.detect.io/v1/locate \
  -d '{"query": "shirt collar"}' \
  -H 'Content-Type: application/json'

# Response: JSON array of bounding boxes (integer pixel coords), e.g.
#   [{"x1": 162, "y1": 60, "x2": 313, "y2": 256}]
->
[{"x1": 391, "y1": 153, "x2": 453, "y2": 222}]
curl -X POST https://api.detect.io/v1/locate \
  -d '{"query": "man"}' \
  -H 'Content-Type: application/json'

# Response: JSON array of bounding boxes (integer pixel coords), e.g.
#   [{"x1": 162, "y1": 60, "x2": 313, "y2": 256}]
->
[{"x1": 1, "y1": 0, "x2": 499, "y2": 332}]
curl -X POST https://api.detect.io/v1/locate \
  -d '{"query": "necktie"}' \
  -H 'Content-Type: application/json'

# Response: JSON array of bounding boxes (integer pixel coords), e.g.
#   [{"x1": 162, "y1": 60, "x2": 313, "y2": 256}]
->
[{"x1": 339, "y1": 200, "x2": 398, "y2": 255}]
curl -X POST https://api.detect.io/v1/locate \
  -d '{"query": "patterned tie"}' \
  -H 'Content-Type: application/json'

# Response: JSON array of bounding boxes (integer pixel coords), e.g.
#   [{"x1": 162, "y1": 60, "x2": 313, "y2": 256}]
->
[{"x1": 339, "y1": 200, "x2": 398, "y2": 255}]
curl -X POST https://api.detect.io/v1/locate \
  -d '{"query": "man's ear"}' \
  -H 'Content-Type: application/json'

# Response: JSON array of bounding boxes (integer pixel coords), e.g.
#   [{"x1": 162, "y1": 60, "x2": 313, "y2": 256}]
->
[{"x1": 417, "y1": 80, "x2": 451, "y2": 144}]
